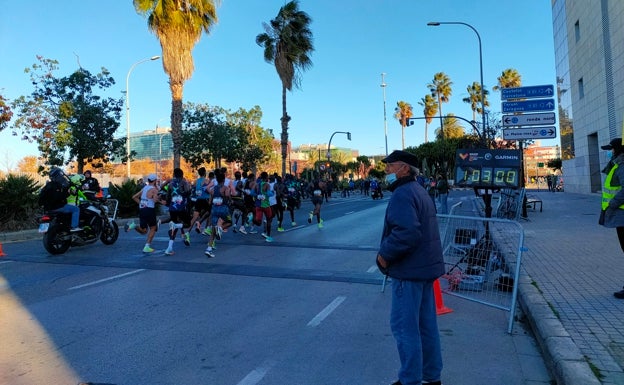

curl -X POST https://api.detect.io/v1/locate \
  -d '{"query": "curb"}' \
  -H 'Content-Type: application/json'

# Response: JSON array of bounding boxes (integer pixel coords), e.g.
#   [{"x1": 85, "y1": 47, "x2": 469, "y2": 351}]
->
[{"x1": 517, "y1": 274, "x2": 601, "y2": 385}]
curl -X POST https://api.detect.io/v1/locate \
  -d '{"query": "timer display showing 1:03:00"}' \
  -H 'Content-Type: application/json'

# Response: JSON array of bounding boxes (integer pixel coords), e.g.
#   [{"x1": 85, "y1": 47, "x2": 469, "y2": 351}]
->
[{"x1": 455, "y1": 167, "x2": 519, "y2": 187}]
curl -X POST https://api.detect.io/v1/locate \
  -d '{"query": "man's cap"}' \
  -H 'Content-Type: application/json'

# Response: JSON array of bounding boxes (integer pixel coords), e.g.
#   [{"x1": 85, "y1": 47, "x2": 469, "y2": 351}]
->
[
  {"x1": 381, "y1": 150, "x2": 420, "y2": 167},
  {"x1": 601, "y1": 138, "x2": 624, "y2": 150},
  {"x1": 147, "y1": 173, "x2": 157, "y2": 182}
]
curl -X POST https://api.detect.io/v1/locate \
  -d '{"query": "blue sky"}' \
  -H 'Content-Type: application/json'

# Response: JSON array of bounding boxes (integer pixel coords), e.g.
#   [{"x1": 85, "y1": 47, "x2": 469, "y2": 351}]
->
[{"x1": 0, "y1": 0, "x2": 556, "y2": 169}]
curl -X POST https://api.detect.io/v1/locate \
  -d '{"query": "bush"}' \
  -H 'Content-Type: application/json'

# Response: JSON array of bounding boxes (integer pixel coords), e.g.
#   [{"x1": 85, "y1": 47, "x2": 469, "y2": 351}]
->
[
  {"x1": 107, "y1": 179, "x2": 141, "y2": 218},
  {"x1": 0, "y1": 174, "x2": 42, "y2": 231}
]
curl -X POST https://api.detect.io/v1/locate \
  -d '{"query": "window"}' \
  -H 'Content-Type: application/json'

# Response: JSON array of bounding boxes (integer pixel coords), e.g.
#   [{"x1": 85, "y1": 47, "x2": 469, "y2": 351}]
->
[
  {"x1": 578, "y1": 78, "x2": 584, "y2": 99},
  {"x1": 574, "y1": 20, "x2": 580, "y2": 42}
]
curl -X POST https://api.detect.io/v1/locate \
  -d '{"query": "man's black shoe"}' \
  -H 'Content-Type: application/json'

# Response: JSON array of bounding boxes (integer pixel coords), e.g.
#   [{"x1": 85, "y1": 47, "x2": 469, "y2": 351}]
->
[
  {"x1": 390, "y1": 380, "x2": 441, "y2": 385},
  {"x1": 390, "y1": 381, "x2": 401, "y2": 385},
  {"x1": 614, "y1": 289, "x2": 624, "y2": 299}
]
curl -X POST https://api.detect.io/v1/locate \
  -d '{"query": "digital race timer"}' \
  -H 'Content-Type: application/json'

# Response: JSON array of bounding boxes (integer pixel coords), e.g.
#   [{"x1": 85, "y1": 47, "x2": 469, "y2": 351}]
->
[{"x1": 454, "y1": 149, "x2": 522, "y2": 188}]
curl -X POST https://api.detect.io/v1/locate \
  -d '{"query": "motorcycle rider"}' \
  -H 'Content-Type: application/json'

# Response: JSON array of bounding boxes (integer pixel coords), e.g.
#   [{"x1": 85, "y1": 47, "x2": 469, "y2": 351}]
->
[{"x1": 39, "y1": 168, "x2": 82, "y2": 232}]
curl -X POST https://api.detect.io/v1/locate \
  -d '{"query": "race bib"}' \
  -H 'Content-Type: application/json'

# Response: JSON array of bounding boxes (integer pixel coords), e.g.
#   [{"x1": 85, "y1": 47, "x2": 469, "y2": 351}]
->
[
  {"x1": 257, "y1": 194, "x2": 265, "y2": 200},
  {"x1": 313, "y1": 189, "x2": 322, "y2": 196},
  {"x1": 213, "y1": 197, "x2": 223, "y2": 206},
  {"x1": 140, "y1": 198, "x2": 149, "y2": 208}
]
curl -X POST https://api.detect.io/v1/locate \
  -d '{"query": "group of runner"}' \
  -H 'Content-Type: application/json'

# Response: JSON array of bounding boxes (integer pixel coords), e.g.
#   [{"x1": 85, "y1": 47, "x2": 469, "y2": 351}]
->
[{"x1": 126, "y1": 167, "x2": 328, "y2": 258}]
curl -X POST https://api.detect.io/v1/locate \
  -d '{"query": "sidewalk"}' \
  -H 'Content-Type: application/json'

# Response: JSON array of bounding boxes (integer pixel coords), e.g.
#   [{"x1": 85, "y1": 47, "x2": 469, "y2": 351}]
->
[{"x1": 499, "y1": 189, "x2": 624, "y2": 385}]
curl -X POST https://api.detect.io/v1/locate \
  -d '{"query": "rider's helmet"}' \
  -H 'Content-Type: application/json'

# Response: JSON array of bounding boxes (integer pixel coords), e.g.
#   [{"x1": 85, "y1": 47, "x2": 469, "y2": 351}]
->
[
  {"x1": 49, "y1": 167, "x2": 70, "y2": 188},
  {"x1": 70, "y1": 174, "x2": 85, "y2": 186}
]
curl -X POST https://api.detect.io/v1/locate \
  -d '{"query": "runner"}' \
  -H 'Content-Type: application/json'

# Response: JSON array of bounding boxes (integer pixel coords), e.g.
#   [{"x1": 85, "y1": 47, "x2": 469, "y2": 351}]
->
[
  {"x1": 230, "y1": 170, "x2": 247, "y2": 234},
  {"x1": 188, "y1": 167, "x2": 210, "y2": 234},
  {"x1": 253, "y1": 171, "x2": 274, "y2": 242},
  {"x1": 308, "y1": 175, "x2": 326, "y2": 228},
  {"x1": 204, "y1": 170, "x2": 233, "y2": 258},
  {"x1": 284, "y1": 174, "x2": 300, "y2": 227},
  {"x1": 125, "y1": 174, "x2": 164, "y2": 253},
  {"x1": 163, "y1": 168, "x2": 192, "y2": 255}
]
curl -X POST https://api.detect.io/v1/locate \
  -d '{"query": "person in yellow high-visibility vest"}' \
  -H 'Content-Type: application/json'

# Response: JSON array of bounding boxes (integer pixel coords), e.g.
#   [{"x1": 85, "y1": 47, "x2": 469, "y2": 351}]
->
[{"x1": 600, "y1": 137, "x2": 624, "y2": 299}]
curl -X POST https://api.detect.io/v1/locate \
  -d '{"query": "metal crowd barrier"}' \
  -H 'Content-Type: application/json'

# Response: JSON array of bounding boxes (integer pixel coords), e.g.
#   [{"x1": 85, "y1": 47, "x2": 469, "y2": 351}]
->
[{"x1": 437, "y1": 208, "x2": 525, "y2": 334}]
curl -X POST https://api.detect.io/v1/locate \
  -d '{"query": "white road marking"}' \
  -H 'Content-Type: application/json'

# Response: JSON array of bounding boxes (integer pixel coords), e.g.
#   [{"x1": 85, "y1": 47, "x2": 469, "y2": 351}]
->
[
  {"x1": 307, "y1": 296, "x2": 346, "y2": 327},
  {"x1": 0, "y1": 260, "x2": 14, "y2": 265},
  {"x1": 68, "y1": 269, "x2": 145, "y2": 290},
  {"x1": 344, "y1": 211, "x2": 355, "y2": 215},
  {"x1": 237, "y1": 360, "x2": 276, "y2": 385},
  {"x1": 367, "y1": 265, "x2": 379, "y2": 273}
]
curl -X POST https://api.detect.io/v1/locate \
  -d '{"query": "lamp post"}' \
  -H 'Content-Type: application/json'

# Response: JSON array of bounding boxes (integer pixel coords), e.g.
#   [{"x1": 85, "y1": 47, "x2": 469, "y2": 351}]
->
[
  {"x1": 126, "y1": 55, "x2": 160, "y2": 178},
  {"x1": 381, "y1": 73, "x2": 388, "y2": 156},
  {"x1": 326, "y1": 131, "x2": 352, "y2": 164},
  {"x1": 157, "y1": 131, "x2": 170, "y2": 178},
  {"x1": 427, "y1": 21, "x2": 486, "y2": 146}
]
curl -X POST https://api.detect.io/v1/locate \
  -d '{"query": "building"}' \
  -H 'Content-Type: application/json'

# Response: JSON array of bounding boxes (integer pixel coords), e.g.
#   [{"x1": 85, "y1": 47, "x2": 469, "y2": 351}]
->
[
  {"x1": 523, "y1": 142, "x2": 561, "y2": 180},
  {"x1": 552, "y1": 0, "x2": 624, "y2": 193},
  {"x1": 128, "y1": 127, "x2": 172, "y2": 162}
]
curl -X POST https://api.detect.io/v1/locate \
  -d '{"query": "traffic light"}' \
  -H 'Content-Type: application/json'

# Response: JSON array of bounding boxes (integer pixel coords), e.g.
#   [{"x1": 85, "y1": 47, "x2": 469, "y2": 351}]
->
[
  {"x1": 406, "y1": 118, "x2": 414, "y2": 126},
  {"x1": 326, "y1": 162, "x2": 330, "y2": 168},
  {"x1": 347, "y1": 132, "x2": 351, "y2": 140}
]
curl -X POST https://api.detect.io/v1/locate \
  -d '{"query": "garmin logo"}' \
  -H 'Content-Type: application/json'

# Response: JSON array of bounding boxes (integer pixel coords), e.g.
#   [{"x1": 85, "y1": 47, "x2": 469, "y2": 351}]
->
[{"x1": 494, "y1": 154, "x2": 519, "y2": 160}]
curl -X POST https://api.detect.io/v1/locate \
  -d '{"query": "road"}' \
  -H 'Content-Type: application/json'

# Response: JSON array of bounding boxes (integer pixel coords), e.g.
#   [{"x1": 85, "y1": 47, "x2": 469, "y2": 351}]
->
[{"x1": 0, "y1": 191, "x2": 549, "y2": 385}]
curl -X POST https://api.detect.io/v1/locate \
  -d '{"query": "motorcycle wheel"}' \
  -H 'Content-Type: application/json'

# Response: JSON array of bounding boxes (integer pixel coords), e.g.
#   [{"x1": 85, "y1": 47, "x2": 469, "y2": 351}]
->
[
  {"x1": 100, "y1": 220, "x2": 119, "y2": 245},
  {"x1": 43, "y1": 225, "x2": 71, "y2": 255}
]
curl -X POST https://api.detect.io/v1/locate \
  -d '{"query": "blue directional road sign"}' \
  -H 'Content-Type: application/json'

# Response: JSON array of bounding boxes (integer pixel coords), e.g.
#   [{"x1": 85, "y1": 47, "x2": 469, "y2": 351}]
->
[
  {"x1": 502, "y1": 112, "x2": 556, "y2": 127},
  {"x1": 502, "y1": 126, "x2": 557, "y2": 140},
  {"x1": 501, "y1": 85, "x2": 554, "y2": 100},
  {"x1": 502, "y1": 99, "x2": 555, "y2": 113}
]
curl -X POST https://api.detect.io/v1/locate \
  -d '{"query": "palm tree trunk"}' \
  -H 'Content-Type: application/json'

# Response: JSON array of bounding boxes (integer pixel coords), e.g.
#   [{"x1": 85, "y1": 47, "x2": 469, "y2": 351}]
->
[
  {"x1": 170, "y1": 82, "x2": 184, "y2": 170},
  {"x1": 437, "y1": 95, "x2": 444, "y2": 140},
  {"x1": 280, "y1": 85, "x2": 290, "y2": 176},
  {"x1": 425, "y1": 122, "x2": 429, "y2": 143},
  {"x1": 401, "y1": 124, "x2": 405, "y2": 150}
]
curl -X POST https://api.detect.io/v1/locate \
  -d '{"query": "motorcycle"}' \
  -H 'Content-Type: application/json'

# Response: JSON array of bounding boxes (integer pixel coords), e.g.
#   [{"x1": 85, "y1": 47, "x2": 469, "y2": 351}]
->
[{"x1": 39, "y1": 190, "x2": 120, "y2": 255}]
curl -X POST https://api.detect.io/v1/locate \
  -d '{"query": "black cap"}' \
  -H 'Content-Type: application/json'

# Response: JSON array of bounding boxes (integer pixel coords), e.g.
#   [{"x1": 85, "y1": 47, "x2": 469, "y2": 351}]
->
[
  {"x1": 601, "y1": 138, "x2": 623, "y2": 150},
  {"x1": 381, "y1": 150, "x2": 420, "y2": 167}
]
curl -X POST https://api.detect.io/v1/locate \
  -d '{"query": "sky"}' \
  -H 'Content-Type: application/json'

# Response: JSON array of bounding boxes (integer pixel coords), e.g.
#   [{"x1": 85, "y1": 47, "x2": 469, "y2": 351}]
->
[{"x1": 0, "y1": 0, "x2": 557, "y2": 170}]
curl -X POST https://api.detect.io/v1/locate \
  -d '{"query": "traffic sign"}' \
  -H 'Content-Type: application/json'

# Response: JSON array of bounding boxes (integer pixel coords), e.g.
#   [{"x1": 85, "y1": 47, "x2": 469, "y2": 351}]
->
[
  {"x1": 501, "y1": 85, "x2": 554, "y2": 100},
  {"x1": 502, "y1": 126, "x2": 557, "y2": 140},
  {"x1": 502, "y1": 99, "x2": 555, "y2": 113},
  {"x1": 502, "y1": 112, "x2": 556, "y2": 127}
]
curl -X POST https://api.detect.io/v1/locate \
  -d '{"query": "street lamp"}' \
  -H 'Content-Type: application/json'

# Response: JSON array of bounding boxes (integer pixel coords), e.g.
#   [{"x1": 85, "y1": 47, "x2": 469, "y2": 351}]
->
[
  {"x1": 126, "y1": 55, "x2": 160, "y2": 178},
  {"x1": 157, "y1": 131, "x2": 170, "y2": 178},
  {"x1": 427, "y1": 21, "x2": 486, "y2": 146},
  {"x1": 381, "y1": 73, "x2": 388, "y2": 156},
  {"x1": 327, "y1": 131, "x2": 352, "y2": 164}
]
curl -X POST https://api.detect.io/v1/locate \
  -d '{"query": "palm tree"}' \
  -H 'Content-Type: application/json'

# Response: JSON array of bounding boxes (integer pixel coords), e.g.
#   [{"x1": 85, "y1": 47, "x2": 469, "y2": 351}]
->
[
  {"x1": 462, "y1": 81, "x2": 490, "y2": 134},
  {"x1": 394, "y1": 101, "x2": 413, "y2": 150},
  {"x1": 493, "y1": 68, "x2": 522, "y2": 90},
  {"x1": 134, "y1": 0, "x2": 219, "y2": 169},
  {"x1": 427, "y1": 72, "x2": 452, "y2": 139},
  {"x1": 256, "y1": 0, "x2": 314, "y2": 176},
  {"x1": 418, "y1": 94, "x2": 438, "y2": 143}
]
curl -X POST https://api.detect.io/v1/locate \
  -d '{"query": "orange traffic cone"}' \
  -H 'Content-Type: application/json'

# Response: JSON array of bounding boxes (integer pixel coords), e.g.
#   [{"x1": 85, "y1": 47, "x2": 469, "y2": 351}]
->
[
  {"x1": 0, "y1": 242, "x2": 6, "y2": 257},
  {"x1": 434, "y1": 279, "x2": 453, "y2": 315}
]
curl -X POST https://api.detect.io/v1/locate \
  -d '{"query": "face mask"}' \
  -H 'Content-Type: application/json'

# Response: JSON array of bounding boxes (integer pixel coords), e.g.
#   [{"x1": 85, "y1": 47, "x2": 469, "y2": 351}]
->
[
  {"x1": 385, "y1": 173, "x2": 397, "y2": 185},
  {"x1": 607, "y1": 150, "x2": 613, "y2": 159}
]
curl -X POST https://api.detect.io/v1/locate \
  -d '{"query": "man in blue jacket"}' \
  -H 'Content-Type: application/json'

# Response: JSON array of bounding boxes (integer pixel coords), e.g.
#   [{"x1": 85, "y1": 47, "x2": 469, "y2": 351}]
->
[{"x1": 377, "y1": 150, "x2": 445, "y2": 385}]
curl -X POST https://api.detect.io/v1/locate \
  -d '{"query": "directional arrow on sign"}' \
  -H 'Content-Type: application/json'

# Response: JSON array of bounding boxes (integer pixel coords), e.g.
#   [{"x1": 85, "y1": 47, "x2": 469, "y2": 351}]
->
[
  {"x1": 502, "y1": 126, "x2": 557, "y2": 140},
  {"x1": 502, "y1": 99, "x2": 555, "y2": 113},
  {"x1": 502, "y1": 112, "x2": 556, "y2": 127}
]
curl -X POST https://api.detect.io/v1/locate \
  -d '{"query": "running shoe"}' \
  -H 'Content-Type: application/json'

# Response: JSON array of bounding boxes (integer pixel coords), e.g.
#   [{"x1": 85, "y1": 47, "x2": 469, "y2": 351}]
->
[
  {"x1": 169, "y1": 221, "x2": 175, "y2": 231},
  {"x1": 194, "y1": 222, "x2": 201, "y2": 234},
  {"x1": 204, "y1": 248, "x2": 215, "y2": 258},
  {"x1": 308, "y1": 212, "x2": 313, "y2": 223},
  {"x1": 216, "y1": 226, "x2": 223, "y2": 240},
  {"x1": 142, "y1": 245, "x2": 154, "y2": 253},
  {"x1": 124, "y1": 221, "x2": 136, "y2": 232},
  {"x1": 203, "y1": 227, "x2": 212, "y2": 236},
  {"x1": 261, "y1": 232, "x2": 268, "y2": 238},
  {"x1": 291, "y1": 222, "x2": 297, "y2": 226},
  {"x1": 318, "y1": 219, "x2": 324, "y2": 229},
  {"x1": 249, "y1": 228, "x2": 258, "y2": 234},
  {"x1": 165, "y1": 247, "x2": 174, "y2": 255},
  {"x1": 239, "y1": 226, "x2": 247, "y2": 234},
  {"x1": 277, "y1": 227, "x2": 285, "y2": 232},
  {"x1": 183, "y1": 233, "x2": 191, "y2": 246},
  {"x1": 265, "y1": 236, "x2": 274, "y2": 243}
]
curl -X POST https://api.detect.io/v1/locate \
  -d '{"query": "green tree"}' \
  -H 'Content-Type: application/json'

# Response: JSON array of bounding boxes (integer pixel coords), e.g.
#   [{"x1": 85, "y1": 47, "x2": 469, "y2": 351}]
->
[
  {"x1": 134, "y1": 0, "x2": 219, "y2": 170},
  {"x1": 180, "y1": 103, "x2": 251, "y2": 169},
  {"x1": 418, "y1": 94, "x2": 438, "y2": 143},
  {"x1": 394, "y1": 101, "x2": 413, "y2": 150},
  {"x1": 493, "y1": 68, "x2": 522, "y2": 90},
  {"x1": 256, "y1": 0, "x2": 314, "y2": 176},
  {"x1": 0, "y1": 93, "x2": 12, "y2": 132},
  {"x1": 433, "y1": 114, "x2": 465, "y2": 140},
  {"x1": 222, "y1": 105, "x2": 274, "y2": 171},
  {"x1": 11, "y1": 56, "x2": 125, "y2": 174},
  {"x1": 427, "y1": 72, "x2": 453, "y2": 139},
  {"x1": 462, "y1": 81, "x2": 490, "y2": 131}
]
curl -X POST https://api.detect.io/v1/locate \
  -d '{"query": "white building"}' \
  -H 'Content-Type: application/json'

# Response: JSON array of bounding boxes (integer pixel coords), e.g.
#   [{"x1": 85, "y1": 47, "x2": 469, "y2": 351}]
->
[{"x1": 553, "y1": 0, "x2": 624, "y2": 193}]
